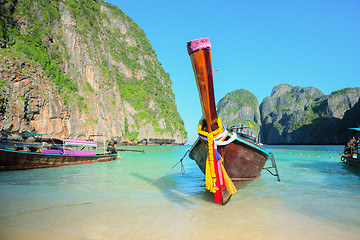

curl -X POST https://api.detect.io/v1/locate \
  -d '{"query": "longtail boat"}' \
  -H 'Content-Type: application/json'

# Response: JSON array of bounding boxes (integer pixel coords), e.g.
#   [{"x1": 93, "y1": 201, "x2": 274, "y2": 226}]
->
[
  {"x1": 0, "y1": 138, "x2": 118, "y2": 171},
  {"x1": 340, "y1": 128, "x2": 360, "y2": 168},
  {"x1": 187, "y1": 38, "x2": 279, "y2": 204}
]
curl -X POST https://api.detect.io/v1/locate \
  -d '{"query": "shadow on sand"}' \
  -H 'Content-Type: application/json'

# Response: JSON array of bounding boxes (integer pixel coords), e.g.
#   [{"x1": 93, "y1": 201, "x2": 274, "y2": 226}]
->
[{"x1": 131, "y1": 172, "x2": 198, "y2": 207}]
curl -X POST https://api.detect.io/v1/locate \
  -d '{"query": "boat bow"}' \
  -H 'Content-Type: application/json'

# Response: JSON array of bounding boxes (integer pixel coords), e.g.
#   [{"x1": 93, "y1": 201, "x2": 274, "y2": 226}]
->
[{"x1": 187, "y1": 37, "x2": 278, "y2": 204}]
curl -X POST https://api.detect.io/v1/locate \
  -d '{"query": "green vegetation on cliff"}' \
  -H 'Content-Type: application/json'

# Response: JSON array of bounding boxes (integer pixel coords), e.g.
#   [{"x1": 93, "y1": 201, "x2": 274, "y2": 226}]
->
[
  {"x1": 1, "y1": 0, "x2": 81, "y2": 107},
  {"x1": 222, "y1": 89, "x2": 259, "y2": 113},
  {"x1": 260, "y1": 84, "x2": 360, "y2": 144},
  {"x1": 0, "y1": 0, "x2": 187, "y2": 141},
  {"x1": 217, "y1": 89, "x2": 261, "y2": 135}
]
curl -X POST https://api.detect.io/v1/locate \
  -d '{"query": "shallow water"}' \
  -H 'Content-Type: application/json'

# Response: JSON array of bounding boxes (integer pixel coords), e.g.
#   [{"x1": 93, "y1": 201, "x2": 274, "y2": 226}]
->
[{"x1": 0, "y1": 145, "x2": 359, "y2": 240}]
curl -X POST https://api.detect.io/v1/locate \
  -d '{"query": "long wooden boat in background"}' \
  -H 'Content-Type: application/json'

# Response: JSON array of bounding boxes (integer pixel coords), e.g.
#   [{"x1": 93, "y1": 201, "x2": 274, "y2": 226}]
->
[
  {"x1": 187, "y1": 38, "x2": 279, "y2": 204},
  {"x1": 340, "y1": 128, "x2": 360, "y2": 168},
  {"x1": 0, "y1": 138, "x2": 118, "y2": 171}
]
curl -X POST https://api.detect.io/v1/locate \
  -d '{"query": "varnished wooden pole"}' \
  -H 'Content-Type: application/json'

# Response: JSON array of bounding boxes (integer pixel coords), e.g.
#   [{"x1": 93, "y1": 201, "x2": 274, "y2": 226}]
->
[
  {"x1": 188, "y1": 38, "x2": 222, "y2": 203},
  {"x1": 187, "y1": 38, "x2": 219, "y2": 132}
]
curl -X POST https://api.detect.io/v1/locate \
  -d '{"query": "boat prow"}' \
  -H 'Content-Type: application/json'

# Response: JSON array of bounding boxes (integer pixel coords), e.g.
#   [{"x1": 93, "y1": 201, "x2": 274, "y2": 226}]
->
[{"x1": 187, "y1": 37, "x2": 279, "y2": 204}]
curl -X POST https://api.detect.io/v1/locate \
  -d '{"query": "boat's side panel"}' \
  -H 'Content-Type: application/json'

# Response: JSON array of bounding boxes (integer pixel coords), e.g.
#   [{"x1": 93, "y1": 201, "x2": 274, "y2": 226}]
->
[
  {"x1": 189, "y1": 136, "x2": 269, "y2": 178},
  {"x1": 219, "y1": 139, "x2": 268, "y2": 204},
  {"x1": 0, "y1": 149, "x2": 117, "y2": 171},
  {"x1": 189, "y1": 138, "x2": 208, "y2": 173},
  {"x1": 220, "y1": 139, "x2": 268, "y2": 179}
]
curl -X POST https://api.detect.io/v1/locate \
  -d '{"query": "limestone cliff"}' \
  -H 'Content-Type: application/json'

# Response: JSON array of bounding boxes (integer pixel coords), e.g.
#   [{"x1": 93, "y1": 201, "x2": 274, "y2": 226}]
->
[
  {"x1": 260, "y1": 84, "x2": 360, "y2": 144},
  {"x1": 0, "y1": 54, "x2": 71, "y2": 138},
  {"x1": 217, "y1": 84, "x2": 360, "y2": 144},
  {"x1": 217, "y1": 89, "x2": 261, "y2": 140},
  {"x1": 0, "y1": 0, "x2": 187, "y2": 144}
]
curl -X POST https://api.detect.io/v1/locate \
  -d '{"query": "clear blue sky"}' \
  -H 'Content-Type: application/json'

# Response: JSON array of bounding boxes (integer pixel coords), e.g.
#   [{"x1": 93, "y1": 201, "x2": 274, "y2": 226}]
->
[{"x1": 106, "y1": 0, "x2": 360, "y2": 144}]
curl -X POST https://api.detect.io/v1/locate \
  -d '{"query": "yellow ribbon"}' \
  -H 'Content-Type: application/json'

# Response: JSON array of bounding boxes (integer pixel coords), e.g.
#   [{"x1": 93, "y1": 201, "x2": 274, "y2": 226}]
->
[{"x1": 198, "y1": 118, "x2": 237, "y2": 194}]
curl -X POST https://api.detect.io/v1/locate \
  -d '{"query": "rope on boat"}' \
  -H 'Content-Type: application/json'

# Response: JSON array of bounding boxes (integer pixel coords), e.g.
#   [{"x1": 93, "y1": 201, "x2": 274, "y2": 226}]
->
[
  {"x1": 1, "y1": 149, "x2": 190, "y2": 218},
  {"x1": 271, "y1": 149, "x2": 335, "y2": 159}
]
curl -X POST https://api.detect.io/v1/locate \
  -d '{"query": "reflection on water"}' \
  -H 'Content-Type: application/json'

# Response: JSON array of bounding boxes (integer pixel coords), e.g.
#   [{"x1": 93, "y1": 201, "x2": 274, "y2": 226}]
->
[{"x1": 0, "y1": 145, "x2": 359, "y2": 239}]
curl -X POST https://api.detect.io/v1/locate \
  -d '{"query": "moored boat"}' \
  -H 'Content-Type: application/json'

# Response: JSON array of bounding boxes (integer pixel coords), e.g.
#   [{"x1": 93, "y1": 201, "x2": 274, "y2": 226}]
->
[
  {"x1": 187, "y1": 38, "x2": 279, "y2": 204},
  {"x1": 340, "y1": 128, "x2": 360, "y2": 168},
  {"x1": 0, "y1": 138, "x2": 118, "y2": 171}
]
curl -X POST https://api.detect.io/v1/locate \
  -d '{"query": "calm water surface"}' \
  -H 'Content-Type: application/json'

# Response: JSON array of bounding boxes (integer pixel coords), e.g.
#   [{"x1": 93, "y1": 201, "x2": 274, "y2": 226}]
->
[{"x1": 0, "y1": 145, "x2": 359, "y2": 240}]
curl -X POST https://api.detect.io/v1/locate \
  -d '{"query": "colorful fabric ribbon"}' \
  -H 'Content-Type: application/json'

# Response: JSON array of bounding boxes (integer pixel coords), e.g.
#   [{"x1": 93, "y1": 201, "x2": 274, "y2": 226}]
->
[{"x1": 198, "y1": 118, "x2": 237, "y2": 202}]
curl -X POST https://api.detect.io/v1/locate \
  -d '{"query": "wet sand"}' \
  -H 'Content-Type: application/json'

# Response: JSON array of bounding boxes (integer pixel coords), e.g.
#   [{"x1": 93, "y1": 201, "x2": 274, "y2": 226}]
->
[{"x1": 0, "y1": 226, "x2": 87, "y2": 240}]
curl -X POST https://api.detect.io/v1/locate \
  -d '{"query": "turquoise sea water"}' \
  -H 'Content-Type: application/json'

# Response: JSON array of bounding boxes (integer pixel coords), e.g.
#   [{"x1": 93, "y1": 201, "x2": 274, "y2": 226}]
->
[{"x1": 0, "y1": 145, "x2": 359, "y2": 240}]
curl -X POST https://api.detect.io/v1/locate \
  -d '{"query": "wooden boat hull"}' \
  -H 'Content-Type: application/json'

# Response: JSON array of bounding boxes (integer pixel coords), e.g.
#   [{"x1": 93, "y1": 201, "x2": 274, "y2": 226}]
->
[
  {"x1": 0, "y1": 148, "x2": 118, "y2": 171},
  {"x1": 189, "y1": 134, "x2": 270, "y2": 204},
  {"x1": 341, "y1": 156, "x2": 360, "y2": 169}
]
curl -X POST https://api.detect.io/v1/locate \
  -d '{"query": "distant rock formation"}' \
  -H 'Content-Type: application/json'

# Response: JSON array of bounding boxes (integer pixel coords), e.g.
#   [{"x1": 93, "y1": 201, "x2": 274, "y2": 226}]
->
[
  {"x1": 215, "y1": 84, "x2": 360, "y2": 145},
  {"x1": 260, "y1": 84, "x2": 360, "y2": 144},
  {"x1": 217, "y1": 89, "x2": 261, "y2": 141}
]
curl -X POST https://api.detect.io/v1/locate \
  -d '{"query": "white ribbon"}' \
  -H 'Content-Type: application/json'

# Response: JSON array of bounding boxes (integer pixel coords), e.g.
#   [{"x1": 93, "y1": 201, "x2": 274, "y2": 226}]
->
[
  {"x1": 199, "y1": 128, "x2": 238, "y2": 149},
  {"x1": 215, "y1": 132, "x2": 237, "y2": 147}
]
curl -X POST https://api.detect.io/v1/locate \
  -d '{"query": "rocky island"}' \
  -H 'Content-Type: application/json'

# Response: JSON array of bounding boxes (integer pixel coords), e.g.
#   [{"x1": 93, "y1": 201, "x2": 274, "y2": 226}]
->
[
  {"x1": 260, "y1": 84, "x2": 360, "y2": 144},
  {"x1": 217, "y1": 84, "x2": 360, "y2": 145},
  {"x1": 0, "y1": 0, "x2": 187, "y2": 145},
  {"x1": 217, "y1": 89, "x2": 261, "y2": 141}
]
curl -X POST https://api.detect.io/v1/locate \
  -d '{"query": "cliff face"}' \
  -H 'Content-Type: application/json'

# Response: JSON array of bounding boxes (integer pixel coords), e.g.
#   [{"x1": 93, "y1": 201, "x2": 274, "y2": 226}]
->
[
  {"x1": 217, "y1": 89, "x2": 261, "y2": 140},
  {"x1": 217, "y1": 84, "x2": 360, "y2": 144},
  {"x1": 0, "y1": 55, "x2": 71, "y2": 138},
  {"x1": 0, "y1": 0, "x2": 187, "y2": 144},
  {"x1": 260, "y1": 84, "x2": 360, "y2": 144}
]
